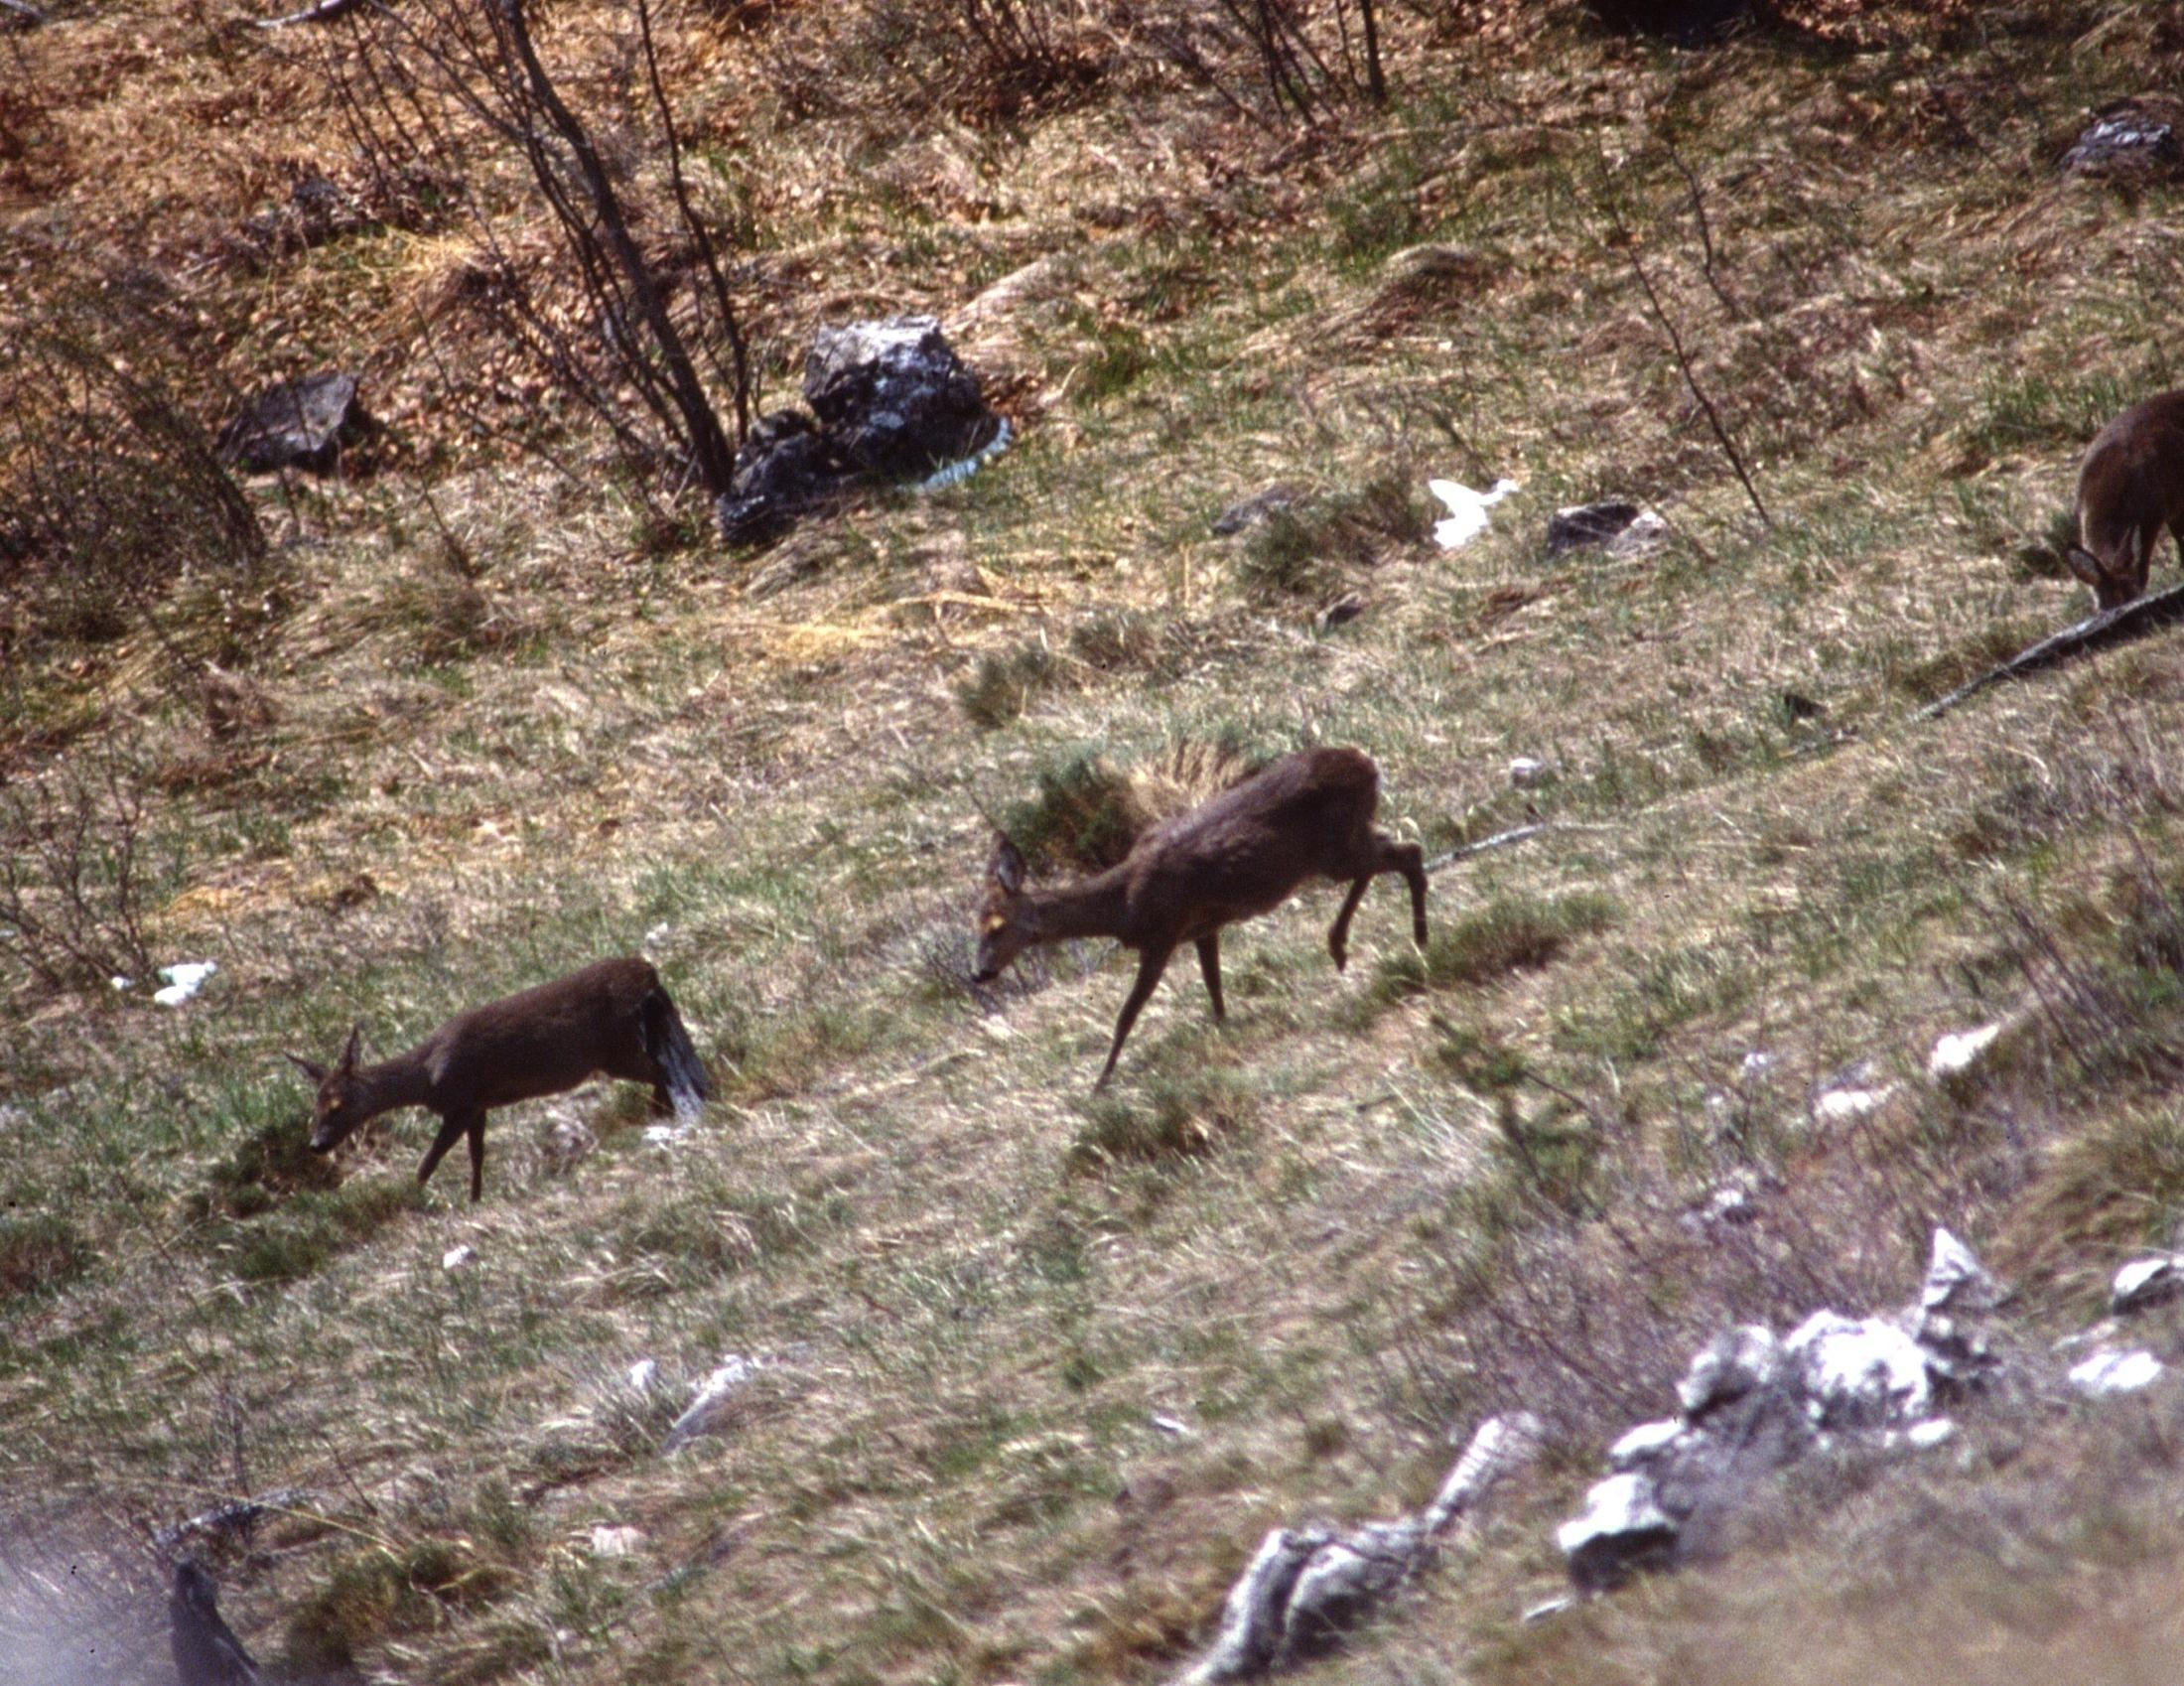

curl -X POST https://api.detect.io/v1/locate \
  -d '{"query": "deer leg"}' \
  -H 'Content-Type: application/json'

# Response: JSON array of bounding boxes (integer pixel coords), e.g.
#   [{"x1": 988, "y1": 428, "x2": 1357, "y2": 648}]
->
[
  {"x1": 1328, "y1": 877, "x2": 1372, "y2": 971},
  {"x1": 418, "y1": 1113, "x2": 467, "y2": 1191},
  {"x1": 1195, "y1": 934, "x2": 1226, "y2": 1022},
  {"x1": 1096, "y1": 943, "x2": 1174, "y2": 1091},
  {"x1": 465, "y1": 1112, "x2": 487, "y2": 1203},
  {"x1": 1388, "y1": 837, "x2": 1429, "y2": 946}
]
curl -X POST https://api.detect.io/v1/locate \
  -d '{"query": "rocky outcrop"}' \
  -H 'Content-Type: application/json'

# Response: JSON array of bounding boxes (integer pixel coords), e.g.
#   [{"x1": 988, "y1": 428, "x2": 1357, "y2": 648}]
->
[
  {"x1": 1555, "y1": 1228, "x2": 2002, "y2": 1596},
  {"x1": 716, "y1": 317, "x2": 1004, "y2": 544},
  {"x1": 1175, "y1": 1415, "x2": 1541, "y2": 1684}
]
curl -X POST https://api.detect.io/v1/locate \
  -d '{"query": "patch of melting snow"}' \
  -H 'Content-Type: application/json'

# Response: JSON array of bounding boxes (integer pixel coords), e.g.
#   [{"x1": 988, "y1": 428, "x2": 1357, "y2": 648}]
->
[
  {"x1": 153, "y1": 960, "x2": 217, "y2": 1007},
  {"x1": 1905, "y1": 1418, "x2": 1958, "y2": 1451},
  {"x1": 625, "y1": 1357, "x2": 660, "y2": 1393},
  {"x1": 2069, "y1": 1348, "x2": 2164, "y2": 1398},
  {"x1": 1928, "y1": 1022, "x2": 2003, "y2": 1083},
  {"x1": 442, "y1": 1245, "x2": 475, "y2": 1273},
  {"x1": 1607, "y1": 1419, "x2": 1685, "y2": 1470},
  {"x1": 1812, "y1": 1082, "x2": 1896, "y2": 1126},
  {"x1": 1428, "y1": 477, "x2": 1519, "y2": 549},
  {"x1": 663, "y1": 1354, "x2": 762, "y2": 1452},
  {"x1": 917, "y1": 416, "x2": 1013, "y2": 492},
  {"x1": 643, "y1": 1120, "x2": 696, "y2": 1148},
  {"x1": 1785, "y1": 1312, "x2": 1932, "y2": 1426},
  {"x1": 2111, "y1": 1255, "x2": 2184, "y2": 1315}
]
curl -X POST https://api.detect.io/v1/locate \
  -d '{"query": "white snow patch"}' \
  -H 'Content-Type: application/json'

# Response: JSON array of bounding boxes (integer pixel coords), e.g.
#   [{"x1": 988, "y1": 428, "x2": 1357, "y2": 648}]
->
[
  {"x1": 663, "y1": 1354, "x2": 761, "y2": 1451},
  {"x1": 1928, "y1": 1022, "x2": 2003, "y2": 1083},
  {"x1": 152, "y1": 960, "x2": 217, "y2": 1007},
  {"x1": 441, "y1": 1245, "x2": 475, "y2": 1273},
  {"x1": 588, "y1": 1525, "x2": 644, "y2": 1557},
  {"x1": 1812, "y1": 1082, "x2": 1896, "y2": 1126},
  {"x1": 625, "y1": 1358, "x2": 660, "y2": 1393},
  {"x1": 2111, "y1": 1255, "x2": 2184, "y2": 1315},
  {"x1": 1428, "y1": 477, "x2": 1519, "y2": 549}
]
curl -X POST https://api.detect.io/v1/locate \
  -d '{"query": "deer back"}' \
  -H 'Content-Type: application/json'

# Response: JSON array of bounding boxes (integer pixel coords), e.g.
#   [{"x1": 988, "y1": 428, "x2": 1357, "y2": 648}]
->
[
  {"x1": 1118, "y1": 748, "x2": 1381, "y2": 937},
  {"x1": 426, "y1": 956, "x2": 659, "y2": 1111}
]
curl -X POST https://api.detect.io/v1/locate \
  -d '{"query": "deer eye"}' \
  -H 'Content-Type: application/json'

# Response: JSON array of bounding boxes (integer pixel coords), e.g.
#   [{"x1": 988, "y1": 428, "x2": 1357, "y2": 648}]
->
[{"x1": 983, "y1": 914, "x2": 1007, "y2": 934}]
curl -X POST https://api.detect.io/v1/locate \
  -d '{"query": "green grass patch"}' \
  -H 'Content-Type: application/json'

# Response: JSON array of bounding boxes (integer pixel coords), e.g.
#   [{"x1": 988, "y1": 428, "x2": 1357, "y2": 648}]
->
[
  {"x1": 0, "y1": 1212, "x2": 88, "y2": 1300},
  {"x1": 1374, "y1": 891, "x2": 1620, "y2": 1000},
  {"x1": 1069, "y1": 1068, "x2": 1257, "y2": 1170},
  {"x1": 1237, "y1": 471, "x2": 1432, "y2": 600},
  {"x1": 956, "y1": 641, "x2": 1065, "y2": 729},
  {"x1": 210, "y1": 1176, "x2": 430, "y2": 1284}
]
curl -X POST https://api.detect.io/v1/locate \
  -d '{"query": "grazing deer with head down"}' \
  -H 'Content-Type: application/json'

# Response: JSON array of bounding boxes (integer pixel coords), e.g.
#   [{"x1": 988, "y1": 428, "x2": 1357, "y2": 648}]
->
[
  {"x1": 2066, "y1": 390, "x2": 2184, "y2": 611},
  {"x1": 974, "y1": 747, "x2": 1429, "y2": 1089},
  {"x1": 290, "y1": 957, "x2": 709, "y2": 1202}
]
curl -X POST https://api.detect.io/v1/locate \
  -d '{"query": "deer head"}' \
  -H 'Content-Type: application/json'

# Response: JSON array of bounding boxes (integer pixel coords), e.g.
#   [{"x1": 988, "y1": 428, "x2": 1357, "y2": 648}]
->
[
  {"x1": 2065, "y1": 529, "x2": 2151, "y2": 613},
  {"x1": 973, "y1": 837, "x2": 1034, "y2": 983},
  {"x1": 289, "y1": 1024, "x2": 366, "y2": 1153}
]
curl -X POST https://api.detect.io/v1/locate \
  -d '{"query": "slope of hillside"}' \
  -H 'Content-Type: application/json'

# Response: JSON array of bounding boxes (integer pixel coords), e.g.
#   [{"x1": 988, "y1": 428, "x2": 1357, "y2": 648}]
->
[{"x1": 7, "y1": 2, "x2": 2184, "y2": 1683}]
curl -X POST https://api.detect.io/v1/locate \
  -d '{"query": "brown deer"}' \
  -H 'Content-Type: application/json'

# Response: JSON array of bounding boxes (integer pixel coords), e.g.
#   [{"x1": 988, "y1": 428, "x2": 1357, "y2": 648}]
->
[
  {"x1": 973, "y1": 747, "x2": 1429, "y2": 1088},
  {"x1": 289, "y1": 957, "x2": 710, "y2": 1202},
  {"x1": 2066, "y1": 390, "x2": 2184, "y2": 611}
]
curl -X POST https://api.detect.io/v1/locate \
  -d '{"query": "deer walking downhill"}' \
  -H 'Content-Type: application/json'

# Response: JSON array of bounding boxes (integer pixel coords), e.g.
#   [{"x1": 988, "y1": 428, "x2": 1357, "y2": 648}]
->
[
  {"x1": 973, "y1": 747, "x2": 1430, "y2": 1089},
  {"x1": 290, "y1": 957, "x2": 710, "y2": 1201}
]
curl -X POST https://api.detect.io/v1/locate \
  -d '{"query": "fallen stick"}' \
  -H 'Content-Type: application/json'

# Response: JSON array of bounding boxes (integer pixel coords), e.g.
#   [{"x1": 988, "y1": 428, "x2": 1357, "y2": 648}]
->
[
  {"x1": 252, "y1": 0, "x2": 366, "y2": 26},
  {"x1": 1423, "y1": 820, "x2": 1578, "y2": 876},
  {"x1": 1918, "y1": 581, "x2": 2184, "y2": 720}
]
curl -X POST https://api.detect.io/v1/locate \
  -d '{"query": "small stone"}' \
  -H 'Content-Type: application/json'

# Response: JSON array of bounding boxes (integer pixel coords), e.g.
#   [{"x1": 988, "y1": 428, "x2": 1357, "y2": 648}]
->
[
  {"x1": 2069, "y1": 1348, "x2": 2163, "y2": 1398},
  {"x1": 1177, "y1": 1525, "x2": 1332, "y2": 1684},
  {"x1": 1607, "y1": 1419, "x2": 1686, "y2": 1471},
  {"x1": 1558, "y1": 1473, "x2": 1678, "y2": 1594},
  {"x1": 2111, "y1": 1255, "x2": 2184, "y2": 1316},
  {"x1": 1928, "y1": 1022, "x2": 2004, "y2": 1085},
  {"x1": 588, "y1": 1524, "x2": 644, "y2": 1557},
  {"x1": 625, "y1": 1358, "x2": 660, "y2": 1393},
  {"x1": 1507, "y1": 756, "x2": 1554, "y2": 789},
  {"x1": 1545, "y1": 500, "x2": 1641, "y2": 557},
  {"x1": 1679, "y1": 1325, "x2": 1786, "y2": 1420},
  {"x1": 1523, "y1": 1595, "x2": 1576, "y2": 1624},
  {"x1": 1906, "y1": 1418, "x2": 1958, "y2": 1451},
  {"x1": 1920, "y1": 1226, "x2": 2002, "y2": 1316},
  {"x1": 663, "y1": 1354, "x2": 761, "y2": 1452},
  {"x1": 1212, "y1": 484, "x2": 1301, "y2": 536},
  {"x1": 442, "y1": 1245, "x2": 475, "y2": 1273},
  {"x1": 2062, "y1": 96, "x2": 2184, "y2": 179},
  {"x1": 1316, "y1": 593, "x2": 1365, "y2": 632},
  {"x1": 1423, "y1": 1412, "x2": 1542, "y2": 1533}
]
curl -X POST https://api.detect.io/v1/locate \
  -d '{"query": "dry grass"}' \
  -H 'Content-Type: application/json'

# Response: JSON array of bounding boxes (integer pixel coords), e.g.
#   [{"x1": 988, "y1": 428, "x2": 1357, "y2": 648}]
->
[{"x1": 7, "y1": 2, "x2": 2184, "y2": 1684}]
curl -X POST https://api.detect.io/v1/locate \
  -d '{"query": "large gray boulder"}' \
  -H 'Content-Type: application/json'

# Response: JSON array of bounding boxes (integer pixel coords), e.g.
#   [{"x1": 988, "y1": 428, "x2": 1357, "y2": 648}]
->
[
  {"x1": 217, "y1": 371, "x2": 370, "y2": 474},
  {"x1": 803, "y1": 316, "x2": 998, "y2": 478}
]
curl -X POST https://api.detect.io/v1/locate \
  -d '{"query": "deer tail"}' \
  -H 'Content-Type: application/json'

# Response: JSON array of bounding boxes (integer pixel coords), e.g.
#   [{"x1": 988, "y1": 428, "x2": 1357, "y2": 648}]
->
[{"x1": 640, "y1": 985, "x2": 712, "y2": 1123}]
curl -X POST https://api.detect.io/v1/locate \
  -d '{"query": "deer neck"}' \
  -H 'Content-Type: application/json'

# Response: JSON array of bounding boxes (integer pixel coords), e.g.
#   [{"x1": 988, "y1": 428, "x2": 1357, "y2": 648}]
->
[
  {"x1": 352, "y1": 1044, "x2": 437, "y2": 1119},
  {"x1": 1024, "y1": 865, "x2": 1134, "y2": 945}
]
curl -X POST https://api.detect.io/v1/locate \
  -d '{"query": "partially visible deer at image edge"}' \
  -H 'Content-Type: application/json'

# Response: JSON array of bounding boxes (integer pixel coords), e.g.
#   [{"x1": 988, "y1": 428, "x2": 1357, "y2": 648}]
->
[
  {"x1": 2067, "y1": 389, "x2": 2184, "y2": 611},
  {"x1": 290, "y1": 956, "x2": 710, "y2": 1201},
  {"x1": 973, "y1": 746, "x2": 1430, "y2": 1089}
]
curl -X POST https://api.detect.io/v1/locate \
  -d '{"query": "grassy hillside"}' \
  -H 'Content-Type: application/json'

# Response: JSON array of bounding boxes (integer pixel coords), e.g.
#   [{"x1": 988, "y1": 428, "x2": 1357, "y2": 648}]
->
[{"x1": 8, "y1": 1, "x2": 2184, "y2": 1682}]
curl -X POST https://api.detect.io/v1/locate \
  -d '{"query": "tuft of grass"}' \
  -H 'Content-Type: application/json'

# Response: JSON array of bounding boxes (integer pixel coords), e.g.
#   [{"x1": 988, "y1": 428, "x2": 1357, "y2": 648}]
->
[
  {"x1": 191, "y1": 1114, "x2": 344, "y2": 1221},
  {"x1": 956, "y1": 641, "x2": 1064, "y2": 729},
  {"x1": 1069, "y1": 1067, "x2": 1256, "y2": 1170},
  {"x1": 212, "y1": 1177, "x2": 431, "y2": 1284},
  {"x1": 283, "y1": 1531, "x2": 526, "y2": 1673},
  {"x1": 1374, "y1": 891, "x2": 1620, "y2": 1000},
  {"x1": 1236, "y1": 471, "x2": 1432, "y2": 600},
  {"x1": 0, "y1": 1212, "x2": 87, "y2": 1299}
]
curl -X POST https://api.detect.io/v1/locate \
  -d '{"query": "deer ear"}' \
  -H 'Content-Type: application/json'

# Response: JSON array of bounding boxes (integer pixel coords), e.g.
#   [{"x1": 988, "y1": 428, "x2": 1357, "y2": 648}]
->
[
  {"x1": 338, "y1": 1023, "x2": 362, "y2": 1072},
  {"x1": 286, "y1": 1053, "x2": 328, "y2": 1083},
  {"x1": 989, "y1": 835, "x2": 1025, "y2": 895},
  {"x1": 2063, "y1": 543, "x2": 2107, "y2": 589}
]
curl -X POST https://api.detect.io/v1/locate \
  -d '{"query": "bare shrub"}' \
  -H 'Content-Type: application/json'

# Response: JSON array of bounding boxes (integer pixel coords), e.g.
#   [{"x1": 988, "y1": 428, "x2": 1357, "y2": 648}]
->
[
  {"x1": 0, "y1": 308, "x2": 264, "y2": 660},
  {"x1": 0, "y1": 735, "x2": 163, "y2": 993}
]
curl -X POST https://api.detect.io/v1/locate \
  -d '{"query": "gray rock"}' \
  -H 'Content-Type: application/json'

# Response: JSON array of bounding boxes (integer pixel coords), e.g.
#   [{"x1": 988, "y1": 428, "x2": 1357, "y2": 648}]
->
[
  {"x1": 1606, "y1": 1419, "x2": 1688, "y2": 1473},
  {"x1": 1424, "y1": 1412, "x2": 1543, "y2": 1533},
  {"x1": 1213, "y1": 484, "x2": 1302, "y2": 536},
  {"x1": 2062, "y1": 97, "x2": 2184, "y2": 179},
  {"x1": 1920, "y1": 1226, "x2": 2002, "y2": 1318},
  {"x1": 715, "y1": 410, "x2": 850, "y2": 545},
  {"x1": 1558, "y1": 1473, "x2": 1677, "y2": 1594},
  {"x1": 803, "y1": 315, "x2": 997, "y2": 478},
  {"x1": 1785, "y1": 1312, "x2": 1932, "y2": 1428},
  {"x1": 217, "y1": 371, "x2": 370, "y2": 474},
  {"x1": 662, "y1": 1354, "x2": 760, "y2": 1452},
  {"x1": 2069, "y1": 1347, "x2": 2163, "y2": 1397},
  {"x1": 1546, "y1": 500, "x2": 1642, "y2": 556},
  {"x1": 2111, "y1": 1254, "x2": 2184, "y2": 1316},
  {"x1": 1277, "y1": 1519, "x2": 1426, "y2": 1662},
  {"x1": 1678, "y1": 1325, "x2": 1787, "y2": 1421},
  {"x1": 1316, "y1": 593, "x2": 1365, "y2": 632},
  {"x1": 1179, "y1": 1525, "x2": 1332, "y2": 1683}
]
